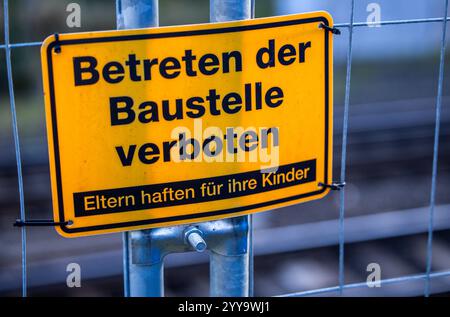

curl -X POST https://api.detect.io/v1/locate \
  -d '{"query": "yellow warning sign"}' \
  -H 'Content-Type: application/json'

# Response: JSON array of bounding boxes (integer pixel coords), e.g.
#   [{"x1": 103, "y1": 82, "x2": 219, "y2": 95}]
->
[{"x1": 41, "y1": 12, "x2": 334, "y2": 237}]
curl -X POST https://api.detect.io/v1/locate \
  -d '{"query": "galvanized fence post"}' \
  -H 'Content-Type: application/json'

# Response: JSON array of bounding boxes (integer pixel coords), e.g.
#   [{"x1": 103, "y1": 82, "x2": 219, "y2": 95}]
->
[
  {"x1": 116, "y1": 0, "x2": 160, "y2": 297},
  {"x1": 208, "y1": 218, "x2": 250, "y2": 296},
  {"x1": 116, "y1": 0, "x2": 159, "y2": 30},
  {"x1": 209, "y1": 0, "x2": 253, "y2": 297},
  {"x1": 115, "y1": 0, "x2": 253, "y2": 297}
]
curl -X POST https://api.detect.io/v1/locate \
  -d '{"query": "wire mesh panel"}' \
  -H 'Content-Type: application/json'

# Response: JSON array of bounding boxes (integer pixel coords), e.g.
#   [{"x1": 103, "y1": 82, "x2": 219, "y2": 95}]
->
[
  {"x1": 280, "y1": 0, "x2": 450, "y2": 297},
  {"x1": 1, "y1": 0, "x2": 449, "y2": 297}
]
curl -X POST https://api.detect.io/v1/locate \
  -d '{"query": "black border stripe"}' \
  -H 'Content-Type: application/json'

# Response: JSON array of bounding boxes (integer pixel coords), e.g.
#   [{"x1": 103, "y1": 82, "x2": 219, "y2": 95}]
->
[{"x1": 45, "y1": 16, "x2": 331, "y2": 234}]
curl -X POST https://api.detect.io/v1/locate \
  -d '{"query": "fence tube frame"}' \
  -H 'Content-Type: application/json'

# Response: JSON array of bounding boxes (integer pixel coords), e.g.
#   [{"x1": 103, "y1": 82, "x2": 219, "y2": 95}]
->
[{"x1": 117, "y1": 1, "x2": 252, "y2": 297}]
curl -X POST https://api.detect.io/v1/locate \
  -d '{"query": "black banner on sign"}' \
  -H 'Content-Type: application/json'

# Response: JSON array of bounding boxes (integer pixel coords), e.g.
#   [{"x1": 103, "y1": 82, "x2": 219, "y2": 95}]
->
[{"x1": 73, "y1": 159, "x2": 316, "y2": 217}]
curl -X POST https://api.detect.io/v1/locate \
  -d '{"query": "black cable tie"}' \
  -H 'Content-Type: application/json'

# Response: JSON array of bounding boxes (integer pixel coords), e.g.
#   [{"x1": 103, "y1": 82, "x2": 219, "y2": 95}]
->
[
  {"x1": 14, "y1": 219, "x2": 72, "y2": 227},
  {"x1": 53, "y1": 33, "x2": 61, "y2": 53},
  {"x1": 319, "y1": 23, "x2": 341, "y2": 35},
  {"x1": 318, "y1": 182, "x2": 346, "y2": 191}
]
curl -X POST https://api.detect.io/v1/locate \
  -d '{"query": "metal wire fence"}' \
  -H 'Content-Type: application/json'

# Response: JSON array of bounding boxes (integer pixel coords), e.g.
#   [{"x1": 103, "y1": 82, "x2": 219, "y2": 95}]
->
[{"x1": 2, "y1": 0, "x2": 450, "y2": 297}]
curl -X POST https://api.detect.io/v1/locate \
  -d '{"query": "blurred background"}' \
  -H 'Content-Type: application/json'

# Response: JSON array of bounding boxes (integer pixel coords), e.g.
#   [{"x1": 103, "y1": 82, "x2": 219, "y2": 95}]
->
[{"x1": 1, "y1": 0, "x2": 450, "y2": 296}]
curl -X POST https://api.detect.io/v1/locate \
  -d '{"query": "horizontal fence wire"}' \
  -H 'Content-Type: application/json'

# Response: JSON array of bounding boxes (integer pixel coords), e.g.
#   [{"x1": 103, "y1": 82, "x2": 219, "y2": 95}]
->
[
  {"x1": 277, "y1": 270, "x2": 450, "y2": 297},
  {"x1": 1, "y1": 0, "x2": 449, "y2": 297},
  {"x1": 335, "y1": 16, "x2": 450, "y2": 27},
  {"x1": 2, "y1": 17, "x2": 450, "y2": 50}
]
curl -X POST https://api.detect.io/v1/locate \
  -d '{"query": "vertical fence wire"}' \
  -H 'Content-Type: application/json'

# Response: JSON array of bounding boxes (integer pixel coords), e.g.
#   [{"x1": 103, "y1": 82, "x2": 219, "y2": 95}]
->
[
  {"x1": 424, "y1": 0, "x2": 449, "y2": 297},
  {"x1": 338, "y1": 0, "x2": 355, "y2": 295},
  {"x1": 3, "y1": 0, "x2": 27, "y2": 297}
]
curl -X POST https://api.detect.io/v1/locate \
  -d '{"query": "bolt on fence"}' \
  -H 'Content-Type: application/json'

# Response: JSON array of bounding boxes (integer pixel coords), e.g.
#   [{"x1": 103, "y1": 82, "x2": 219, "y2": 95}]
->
[{"x1": 2, "y1": 0, "x2": 450, "y2": 297}]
